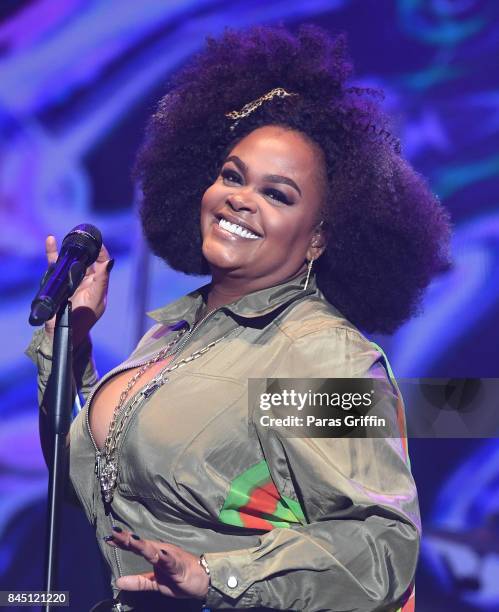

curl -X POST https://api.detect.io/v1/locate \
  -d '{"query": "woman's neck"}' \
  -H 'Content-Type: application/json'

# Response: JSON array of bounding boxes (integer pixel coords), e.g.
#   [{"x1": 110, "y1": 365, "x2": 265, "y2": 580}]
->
[
  {"x1": 205, "y1": 283, "x2": 248, "y2": 312},
  {"x1": 204, "y1": 264, "x2": 308, "y2": 312}
]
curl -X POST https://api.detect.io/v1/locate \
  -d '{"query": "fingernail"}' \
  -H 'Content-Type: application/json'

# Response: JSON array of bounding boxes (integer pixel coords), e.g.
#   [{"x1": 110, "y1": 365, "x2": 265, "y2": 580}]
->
[
  {"x1": 131, "y1": 534, "x2": 141, "y2": 541},
  {"x1": 103, "y1": 535, "x2": 114, "y2": 542},
  {"x1": 112, "y1": 525, "x2": 122, "y2": 533},
  {"x1": 160, "y1": 549, "x2": 168, "y2": 555},
  {"x1": 106, "y1": 258, "x2": 115, "y2": 273}
]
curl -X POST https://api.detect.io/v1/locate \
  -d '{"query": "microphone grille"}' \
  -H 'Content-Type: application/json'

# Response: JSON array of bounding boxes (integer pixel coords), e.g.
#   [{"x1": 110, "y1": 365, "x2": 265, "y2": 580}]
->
[{"x1": 61, "y1": 223, "x2": 103, "y2": 265}]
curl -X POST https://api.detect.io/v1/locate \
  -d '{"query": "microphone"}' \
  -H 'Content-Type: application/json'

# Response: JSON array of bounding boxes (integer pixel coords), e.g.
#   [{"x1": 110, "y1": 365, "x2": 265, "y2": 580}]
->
[{"x1": 29, "y1": 224, "x2": 103, "y2": 326}]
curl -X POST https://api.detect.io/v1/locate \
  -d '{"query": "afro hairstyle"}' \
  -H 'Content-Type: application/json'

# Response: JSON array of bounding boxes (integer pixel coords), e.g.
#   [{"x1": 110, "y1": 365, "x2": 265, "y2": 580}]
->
[{"x1": 135, "y1": 24, "x2": 452, "y2": 334}]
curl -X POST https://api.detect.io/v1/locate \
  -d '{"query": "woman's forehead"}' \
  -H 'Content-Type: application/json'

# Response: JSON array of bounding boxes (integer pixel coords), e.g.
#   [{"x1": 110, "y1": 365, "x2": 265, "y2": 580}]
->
[{"x1": 228, "y1": 125, "x2": 321, "y2": 175}]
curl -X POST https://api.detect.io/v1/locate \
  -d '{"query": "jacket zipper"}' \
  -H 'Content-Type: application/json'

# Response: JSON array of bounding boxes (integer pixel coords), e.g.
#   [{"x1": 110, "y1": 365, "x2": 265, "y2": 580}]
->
[
  {"x1": 86, "y1": 287, "x2": 313, "y2": 588},
  {"x1": 85, "y1": 310, "x2": 216, "y2": 457},
  {"x1": 85, "y1": 309, "x2": 218, "y2": 578}
]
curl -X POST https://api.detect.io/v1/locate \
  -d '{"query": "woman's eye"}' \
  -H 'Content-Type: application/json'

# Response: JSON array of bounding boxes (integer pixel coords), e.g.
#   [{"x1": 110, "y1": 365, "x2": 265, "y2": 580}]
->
[
  {"x1": 221, "y1": 169, "x2": 242, "y2": 184},
  {"x1": 220, "y1": 169, "x2": 290, "y2": 205},
  {"x1": 264, "y1": 188, "x2": 291, "y2": 205}
]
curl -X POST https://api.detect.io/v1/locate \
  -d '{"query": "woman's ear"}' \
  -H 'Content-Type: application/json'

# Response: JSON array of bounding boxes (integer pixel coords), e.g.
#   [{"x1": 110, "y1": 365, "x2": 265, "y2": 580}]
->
[{"x1": 306, "y1": 222, "x2": 327, "y2": 261}]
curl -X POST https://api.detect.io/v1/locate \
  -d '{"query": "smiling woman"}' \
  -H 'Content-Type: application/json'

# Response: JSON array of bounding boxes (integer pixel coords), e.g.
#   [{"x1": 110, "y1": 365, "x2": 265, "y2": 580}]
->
[
  {"x1": 27, "y1": 24, "x2": 451, "y2": 612},
  {"x1": 200, "y1": 126, "x2": 326, "y2": 299}
]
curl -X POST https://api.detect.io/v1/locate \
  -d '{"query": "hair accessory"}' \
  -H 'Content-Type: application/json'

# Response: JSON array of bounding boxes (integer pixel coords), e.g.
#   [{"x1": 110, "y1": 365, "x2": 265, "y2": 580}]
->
[{"x1": 225, "y1": 87, "x2": 298, "y2": 130}]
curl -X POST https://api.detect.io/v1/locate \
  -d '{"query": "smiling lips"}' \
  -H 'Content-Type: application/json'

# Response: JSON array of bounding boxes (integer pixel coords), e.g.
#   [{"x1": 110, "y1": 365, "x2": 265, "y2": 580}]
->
[{"x1": 217, "y1": 217, "x2": 261, "y2": 240}]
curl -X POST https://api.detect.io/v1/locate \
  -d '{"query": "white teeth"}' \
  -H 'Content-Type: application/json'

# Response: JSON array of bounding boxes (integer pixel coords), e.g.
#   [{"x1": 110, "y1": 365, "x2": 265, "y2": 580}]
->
[{"x1": 218, "y1": 218, "x2": 260, "y2": 239}]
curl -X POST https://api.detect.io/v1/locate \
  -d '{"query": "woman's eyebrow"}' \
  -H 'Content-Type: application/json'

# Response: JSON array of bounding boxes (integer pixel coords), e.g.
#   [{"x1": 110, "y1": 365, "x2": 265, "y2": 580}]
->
[{"x1": 224, "y1": 155, "x2": 302, "y2": 196}]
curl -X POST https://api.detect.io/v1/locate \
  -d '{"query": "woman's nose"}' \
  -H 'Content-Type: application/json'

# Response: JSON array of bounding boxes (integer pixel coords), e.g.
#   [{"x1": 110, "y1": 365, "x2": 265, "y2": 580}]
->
[{"x1": 226, "y1": 190, "x2": 257, "y2": 213}]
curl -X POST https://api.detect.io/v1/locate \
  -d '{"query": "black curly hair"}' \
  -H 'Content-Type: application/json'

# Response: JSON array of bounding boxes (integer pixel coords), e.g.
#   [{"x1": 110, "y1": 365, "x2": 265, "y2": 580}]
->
[{"x1": 135, "y1": 24, "x2": 451, "y2": 334}]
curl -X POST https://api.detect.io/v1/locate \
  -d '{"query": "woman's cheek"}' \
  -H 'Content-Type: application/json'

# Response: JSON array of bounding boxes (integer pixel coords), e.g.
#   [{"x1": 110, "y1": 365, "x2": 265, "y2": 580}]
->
[
  {"x1": 201, "y1": 183, "x2": 222, "y2": 215},
  {"x1": 200, "y1": 189, "x2": 216, "y2": 236}
]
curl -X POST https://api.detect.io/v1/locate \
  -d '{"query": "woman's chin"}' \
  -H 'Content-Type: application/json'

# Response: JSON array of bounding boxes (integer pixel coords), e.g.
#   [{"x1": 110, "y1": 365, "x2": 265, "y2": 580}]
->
[{"x1": 202, "y1": 243, "x2": 246, "y2": 273}]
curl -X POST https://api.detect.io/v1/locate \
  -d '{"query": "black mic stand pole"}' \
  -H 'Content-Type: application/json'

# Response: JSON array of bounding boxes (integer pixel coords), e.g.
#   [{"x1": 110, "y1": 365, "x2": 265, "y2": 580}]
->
[{"x1": 43, "y1": 300, "x2": 72, "y2": 612}]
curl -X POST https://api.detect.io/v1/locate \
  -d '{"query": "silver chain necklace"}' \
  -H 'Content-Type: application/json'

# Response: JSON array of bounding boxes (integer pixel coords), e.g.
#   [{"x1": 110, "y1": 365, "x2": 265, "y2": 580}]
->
[{"x1": 96, "y1": 314, "x2": 235, "y2": 504}]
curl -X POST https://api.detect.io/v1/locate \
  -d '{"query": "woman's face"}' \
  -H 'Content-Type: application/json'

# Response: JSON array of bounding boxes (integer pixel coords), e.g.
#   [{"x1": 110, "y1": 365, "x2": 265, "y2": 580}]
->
[{"x1": 200, "y1": 125, "x2": 326, "y2": 289}]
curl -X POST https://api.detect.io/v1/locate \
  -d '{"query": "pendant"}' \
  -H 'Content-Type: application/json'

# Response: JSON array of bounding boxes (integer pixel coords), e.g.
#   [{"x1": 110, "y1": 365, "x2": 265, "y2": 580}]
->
[
  {"x1": 99, "y1": 458, "x2": 118, "y2": 504},
  {"x1": 94, "y1": 452, "x2": 101, "y2": 477}
]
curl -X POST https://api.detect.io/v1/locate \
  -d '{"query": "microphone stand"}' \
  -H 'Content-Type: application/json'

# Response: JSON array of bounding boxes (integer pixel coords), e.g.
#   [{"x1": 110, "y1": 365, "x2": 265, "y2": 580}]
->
[{"x1": 43, "y1": 301, "x2": 72, "y2": 612}]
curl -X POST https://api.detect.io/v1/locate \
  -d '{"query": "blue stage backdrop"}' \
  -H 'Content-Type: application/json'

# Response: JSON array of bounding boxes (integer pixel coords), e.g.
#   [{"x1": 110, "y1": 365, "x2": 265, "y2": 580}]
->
[{"x1": 1, "y1": 1, "x2": 498, "y2": 610}]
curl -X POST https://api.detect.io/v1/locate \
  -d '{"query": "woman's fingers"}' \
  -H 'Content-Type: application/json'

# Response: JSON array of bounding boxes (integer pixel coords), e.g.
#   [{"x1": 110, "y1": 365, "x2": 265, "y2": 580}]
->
[
  {"x1": 109, "y1": 530, "x2": 163, "y2": 565},
  {"x1": 116, "y1": 572, "x2": 178, "y2": 597},
  {"x1": 96, "y1": 243, "x2": 111, "y2": 264},
  {"x1": 45, "y1": 235, "x2": 59, "y2": 265},
  {"x1": 43, "y1": 236, "x2": 59, "y2": 334},
  {"x1": 105, "y1": 530, "x2": 208, "y2": 599},
  {"x1": 94, "y1": 244, "x2": 112, "y2": 274},
  {"x1": 92, "y1": 244, "x2": 113, "y2": 287},
  {"x1": 45, "y1": 235, "x2": 112, "y2": 276},
  {"x1": 80, "y1": 244, "x2": 111, "y2": 278},
  {"x1": 125, "y1": 533, "x2": 162, "y2": 565},
  {"x1": 41, "y1": 234, "x2": 111, "y2": 340},
  {"x1": 106, "y1": 530, "x2": 182, "y2": 578},
  {"x1": 113, "y1": 546, "x2": 184, "y2": 597},
  {"x1": 116, "y1": 572, "x2": 159, "y2": 592}
]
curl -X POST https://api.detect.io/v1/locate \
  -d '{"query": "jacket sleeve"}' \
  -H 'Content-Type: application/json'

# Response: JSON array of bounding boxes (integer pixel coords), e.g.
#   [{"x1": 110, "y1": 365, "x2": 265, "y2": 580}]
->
[
  {"x1": 24, "y1": 321, "x2": 168, "y2": 410},
  {"x1": 204, "y1": 327, "x2": 420, "y2": 611},
  {"x1": 24, "y1": 328, "x2": 100, "y2": 506},
  {"x1": 25, "y1": 328, "x2": 99, "y2": 410}
]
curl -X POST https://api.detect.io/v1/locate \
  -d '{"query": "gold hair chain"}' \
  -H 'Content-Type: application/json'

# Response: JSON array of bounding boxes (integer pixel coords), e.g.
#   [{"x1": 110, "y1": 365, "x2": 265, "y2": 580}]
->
[{"x1": 225, "y1": 87, "x2": 298, "y2": 127}]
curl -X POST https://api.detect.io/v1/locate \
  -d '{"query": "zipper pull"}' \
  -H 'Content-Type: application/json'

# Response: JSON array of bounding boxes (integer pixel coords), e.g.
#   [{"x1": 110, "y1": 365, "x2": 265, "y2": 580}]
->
[
  {"x1": 94, "y1": 452, "x2": 102, "y2": 478},
  {"x1": 142, "y1": 382, "x2": 160, "y2": 399}
]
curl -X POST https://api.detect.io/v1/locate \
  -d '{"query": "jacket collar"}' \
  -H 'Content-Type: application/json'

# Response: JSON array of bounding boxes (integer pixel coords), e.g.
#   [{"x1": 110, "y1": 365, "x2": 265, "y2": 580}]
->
[{"x1": 147, "y1": 272, "x2": 317, "y2": 324}]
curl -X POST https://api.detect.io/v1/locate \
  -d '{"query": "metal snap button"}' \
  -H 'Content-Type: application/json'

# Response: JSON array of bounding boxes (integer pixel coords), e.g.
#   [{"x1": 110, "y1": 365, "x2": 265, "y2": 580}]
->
[{"x1": 227, "y1": 575, "x2": 238, "y2": 588}]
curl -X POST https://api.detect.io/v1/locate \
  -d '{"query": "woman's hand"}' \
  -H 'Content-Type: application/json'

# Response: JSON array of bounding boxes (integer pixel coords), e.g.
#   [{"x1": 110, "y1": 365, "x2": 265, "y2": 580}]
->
[
  {"x1": 43, "y1": 235, "x2": 113, "y2": 348},
  {"x1": 105, "y1": 528, "x2": 210, "y2": 600}
]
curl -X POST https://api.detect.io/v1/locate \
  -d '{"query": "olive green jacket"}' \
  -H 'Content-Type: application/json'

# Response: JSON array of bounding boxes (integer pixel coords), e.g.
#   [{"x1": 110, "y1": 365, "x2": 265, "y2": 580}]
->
[{"x1": 26, "y1": 273, "x2": 419, "y2": 611}]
